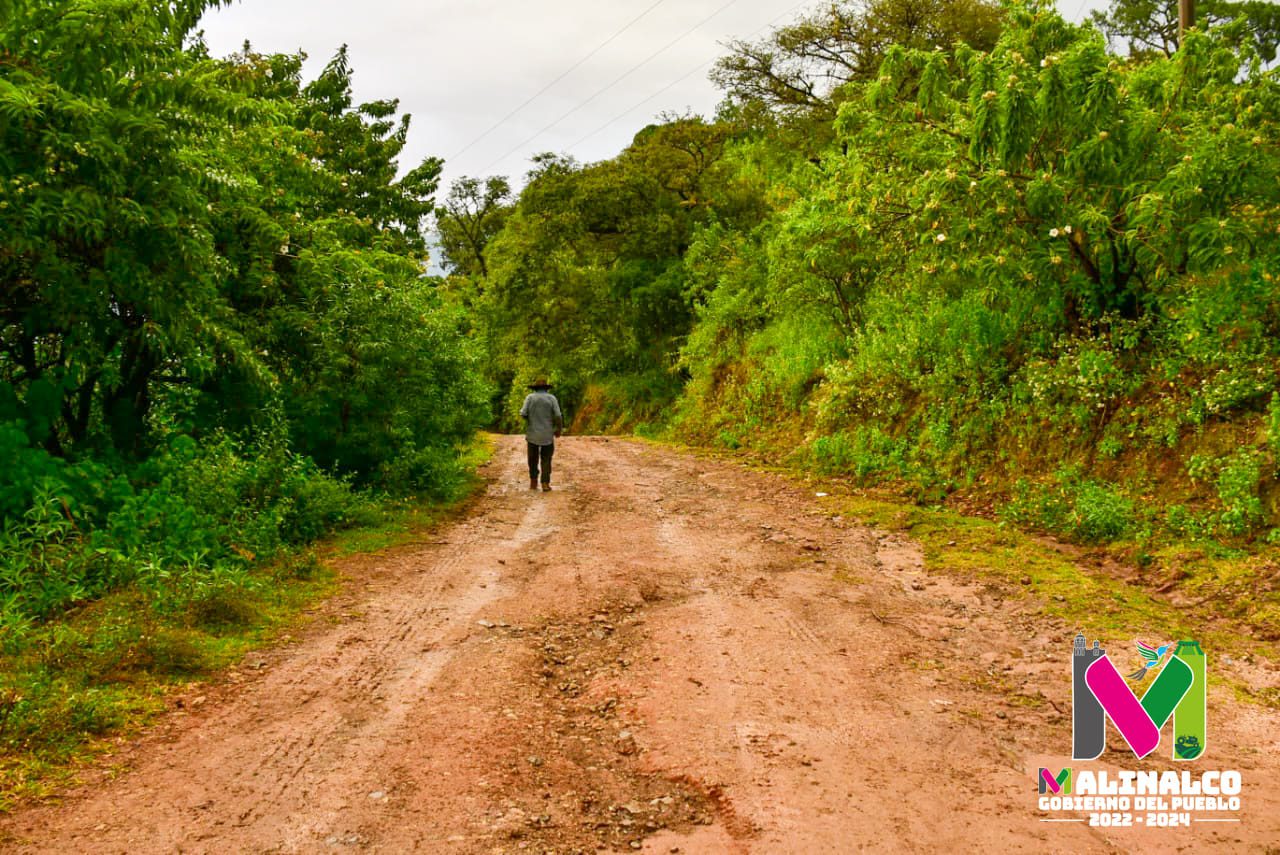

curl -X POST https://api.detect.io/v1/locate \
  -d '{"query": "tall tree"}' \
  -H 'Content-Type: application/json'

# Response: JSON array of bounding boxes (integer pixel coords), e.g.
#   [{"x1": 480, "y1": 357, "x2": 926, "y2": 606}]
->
[
  {"x1": 1090, "y1": 0, "x2": 1280, "y2": 60},
  {"x1": 0, "y1": 0, "x2": 486, "y2": 484},
  {"x1": 435, "y1": 176, "x2": 512, "y2": 278},
  {"x1": 472, "y1": 116, "x2": 756, "y2": 422},
  {"x1": 0, "y1": 0, "x2": 247, "y2": 457},
  {"x1": 712, "y1": 0, "x2": 1004, "y2": 118}
]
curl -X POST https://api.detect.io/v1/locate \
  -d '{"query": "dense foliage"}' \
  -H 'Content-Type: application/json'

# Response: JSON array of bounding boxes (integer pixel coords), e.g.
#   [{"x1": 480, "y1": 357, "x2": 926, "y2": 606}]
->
[
  {"x1": 1090, "y1": 0, "x2": 1280, "y2": 60},
  {"x1": 3, "y1": 0, "x2": 1280, "y2": 783},
  {"x1": 0, "y1": 0, "x2": 487, "y2": 683},
  {"x1": 450, "y1": 119, "x2": 763, "y2": 428},
  {"x1": 454, "y1": 0, "x2": 1280, "y2": 551}
]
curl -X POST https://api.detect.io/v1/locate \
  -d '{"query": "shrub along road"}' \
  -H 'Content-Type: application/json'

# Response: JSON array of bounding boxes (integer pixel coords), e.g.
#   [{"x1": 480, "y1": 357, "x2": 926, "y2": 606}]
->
[{"x1": 2, "y1": 437, "x2": 1278, "y2": 852}]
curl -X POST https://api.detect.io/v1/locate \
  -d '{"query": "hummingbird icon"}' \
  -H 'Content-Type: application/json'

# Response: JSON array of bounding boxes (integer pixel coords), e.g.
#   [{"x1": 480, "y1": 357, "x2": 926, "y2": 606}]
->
[{"x1": 1125, "y1": 641, "x2": 1172, "y2": 681}]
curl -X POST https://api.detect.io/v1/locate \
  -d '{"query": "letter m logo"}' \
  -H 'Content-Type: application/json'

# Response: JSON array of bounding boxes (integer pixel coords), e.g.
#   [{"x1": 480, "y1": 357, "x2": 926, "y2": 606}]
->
[{"x1": 1038, "y1": 767, "x2": 1071, "y2": 794}]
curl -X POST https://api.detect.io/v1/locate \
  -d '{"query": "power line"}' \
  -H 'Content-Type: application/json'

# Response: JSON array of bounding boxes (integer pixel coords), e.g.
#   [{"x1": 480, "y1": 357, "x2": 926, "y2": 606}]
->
[
  {"x1": 570, "y1": 0, "x2": 811, "y2": 151},
  {"x1": 569, "y1": 59, "x2": 717, "y2": 150},
  {"x1": 447, "y1": 0, "x2": 674, "y2": 162},
  {"x1": 476, "y1": 0, "x2": 749, "y2": 176}
]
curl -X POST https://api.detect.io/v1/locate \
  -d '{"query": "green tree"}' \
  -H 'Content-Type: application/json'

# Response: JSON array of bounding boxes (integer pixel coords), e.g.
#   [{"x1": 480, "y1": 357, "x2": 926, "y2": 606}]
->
[
  {"x1": 472, "y1": 116, "x2": 755, "y2": 424},
  {"x1": 671, "y1": 3, "x2": 1280, "y2": 527},
  {"x1": 0, "y1": 0, "x2": 255, "y2": 458},
  {"x1": 841, "y1": 8, "x2": 1280, "y2": 332},
  {"x1": 196, "y1": 45, "x2": 488, "y2": 486},
  {"x1": 435, "y1": 176, "x2": 512, "y2": 278},
  {"x1": 712, "y1": 0, "x2": 1004, "y2": 117},
  {"x1": 1, "y1": 0, "x2": 487, "y2": 486},
  {"x1": 1090, "y1": 0, "x2": 1280, "y2": 61}
]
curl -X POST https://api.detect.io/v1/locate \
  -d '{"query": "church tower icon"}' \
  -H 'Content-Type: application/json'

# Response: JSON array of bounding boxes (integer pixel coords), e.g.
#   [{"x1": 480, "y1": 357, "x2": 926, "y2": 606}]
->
[{"x1": 1072, "y1": 633, "x2": 1106, "y2": 759}]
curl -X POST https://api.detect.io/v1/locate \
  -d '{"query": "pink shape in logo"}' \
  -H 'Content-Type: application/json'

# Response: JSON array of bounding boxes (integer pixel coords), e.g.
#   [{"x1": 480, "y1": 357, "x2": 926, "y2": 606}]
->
[{"x1": 1084, "y1": 654, "x2": 1162, "y2": 758}]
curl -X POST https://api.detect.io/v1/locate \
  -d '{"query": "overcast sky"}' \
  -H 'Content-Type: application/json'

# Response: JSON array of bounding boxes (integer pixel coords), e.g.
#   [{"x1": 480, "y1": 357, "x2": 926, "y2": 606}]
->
[{"x1": 198, "y1": 0, "x2": 1108, "y2": 193}]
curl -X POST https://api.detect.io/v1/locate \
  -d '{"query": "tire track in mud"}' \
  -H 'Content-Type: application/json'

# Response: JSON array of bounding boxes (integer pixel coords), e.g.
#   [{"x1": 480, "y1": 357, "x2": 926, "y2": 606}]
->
[
  {"x1": 238, "y1": 531, "x2": 514, "y2": 840},
  {"x1": 3, "y1": 436, "x2": 1279, "y2": 854}
]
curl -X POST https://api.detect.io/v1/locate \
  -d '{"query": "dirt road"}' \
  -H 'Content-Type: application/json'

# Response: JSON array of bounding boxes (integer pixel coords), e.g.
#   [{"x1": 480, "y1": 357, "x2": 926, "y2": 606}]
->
[{"x1": 4, "y1": 437, "x2": 1278, "y2": 853}]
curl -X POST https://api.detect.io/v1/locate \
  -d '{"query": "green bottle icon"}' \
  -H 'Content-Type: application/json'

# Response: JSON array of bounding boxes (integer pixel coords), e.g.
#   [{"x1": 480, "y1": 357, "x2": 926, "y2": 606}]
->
[{"x1": 1172, "y1": 640, "x2": 1206, "y2": 760}]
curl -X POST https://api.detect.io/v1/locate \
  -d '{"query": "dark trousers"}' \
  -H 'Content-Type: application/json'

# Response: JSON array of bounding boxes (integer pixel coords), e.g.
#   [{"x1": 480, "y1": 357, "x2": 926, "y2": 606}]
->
[{"x1": 527, "y1": 441, "x2": 554, "y2": 484}]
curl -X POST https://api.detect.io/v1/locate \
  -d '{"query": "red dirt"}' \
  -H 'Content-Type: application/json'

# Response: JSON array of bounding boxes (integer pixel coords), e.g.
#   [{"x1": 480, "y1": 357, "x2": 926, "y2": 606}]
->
[{"x1": 3, "y1": 436, "x2": 1278, "y2": 853}]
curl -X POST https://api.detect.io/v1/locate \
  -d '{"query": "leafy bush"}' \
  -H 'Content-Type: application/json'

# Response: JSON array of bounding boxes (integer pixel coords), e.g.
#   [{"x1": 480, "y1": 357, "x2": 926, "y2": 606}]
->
[
  {"x1": 1071, "y1": 481, "x2": 1139, "y2": 543},
  {"x1": 652, "y1": 10, "x2": 1280, "y2": 546},
  {"x1": 0, "y1": 491, "x2": 121, "y2": 624},
  {"x1": 1213, "y1": 450, "x2": 1266, "y2": 536},
  {"x1": 0, "y1": 426, "x2": 369, "y2": 643},
  {"x1": 1002, "y1": 471, "x2": 1137, "y2": 544}
]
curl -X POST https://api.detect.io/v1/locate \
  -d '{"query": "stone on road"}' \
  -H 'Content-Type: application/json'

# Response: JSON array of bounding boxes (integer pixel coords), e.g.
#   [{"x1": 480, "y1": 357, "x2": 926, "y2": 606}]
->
[{"x1": 3, "y1": 437, "x2": 1277, "y2": 853}]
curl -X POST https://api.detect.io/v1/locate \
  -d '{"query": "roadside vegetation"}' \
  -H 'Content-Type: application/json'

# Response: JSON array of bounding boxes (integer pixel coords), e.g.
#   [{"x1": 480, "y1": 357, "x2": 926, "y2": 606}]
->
[
  {"x1": 0, "y1": 449, "x2": 490, "y2": 808},
  {"x1": 4, "y1": 0, "x2": 1280, "y2": 807},
  {"x1": 0, "y1": 0, "x2": 490, "y2": 795},
  {"x1": 443, "y1": 0, "x2": 1280, "y2": 645}
]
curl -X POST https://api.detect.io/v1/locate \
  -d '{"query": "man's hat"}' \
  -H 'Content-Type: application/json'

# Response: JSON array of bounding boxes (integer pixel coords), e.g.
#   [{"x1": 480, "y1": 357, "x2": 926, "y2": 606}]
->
[{"x1": 528, "y1": 378, "x2": 552, "y2": 390}]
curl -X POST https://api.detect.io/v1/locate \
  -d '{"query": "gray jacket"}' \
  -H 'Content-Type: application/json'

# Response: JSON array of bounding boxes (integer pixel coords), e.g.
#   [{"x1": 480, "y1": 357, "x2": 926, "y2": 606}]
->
[{"x1": 520, "y1": 391, "x2": 563, "y2": 446}]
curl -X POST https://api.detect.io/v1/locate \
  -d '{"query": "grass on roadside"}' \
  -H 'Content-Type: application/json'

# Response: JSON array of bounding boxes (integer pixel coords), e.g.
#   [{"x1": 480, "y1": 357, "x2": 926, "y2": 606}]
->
[
  {"x1": 0, "y1": 436, "x2": 495, "y2": 810},
  {"x1": 0, "y1": 551, "x2": 337, "y2": 809},
  {"x1": 647, "y1": 436, "x2": 1280, "y2": 702},
  {"x1": 823, "y1": 490, "x2": 1280, "y2": 709},
  {"x1": 828, "y1": 492, "x2": 1196, "y2": 639}
]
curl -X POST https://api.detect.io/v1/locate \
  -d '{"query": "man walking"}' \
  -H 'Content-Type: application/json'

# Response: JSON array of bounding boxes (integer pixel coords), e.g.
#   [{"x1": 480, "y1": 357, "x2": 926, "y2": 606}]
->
[{"x1": 520, "y1": 379, "x2": 563, "y2": 491}]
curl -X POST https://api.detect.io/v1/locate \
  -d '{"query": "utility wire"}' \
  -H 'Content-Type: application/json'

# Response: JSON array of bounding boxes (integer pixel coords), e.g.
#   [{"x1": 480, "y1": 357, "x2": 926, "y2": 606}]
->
[
  {"x1": 570, "y1": 0, "x2": 811, "y2": 151},
  {"x1": 476, "y1": 0, "x2": 748, "y2": 175},
  {"x1": 569, "y1": 59, "x2": 717, "y2": 149},
  {"x1": 448, "y1": 0, "x2": 673, "y2": 162}
]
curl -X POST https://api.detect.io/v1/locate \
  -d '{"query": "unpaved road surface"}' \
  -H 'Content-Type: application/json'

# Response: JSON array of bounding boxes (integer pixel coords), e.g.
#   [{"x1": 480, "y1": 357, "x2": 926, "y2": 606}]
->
[{"x1": 4, "y1": 437, "x2": 1279, "y2": 853}]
